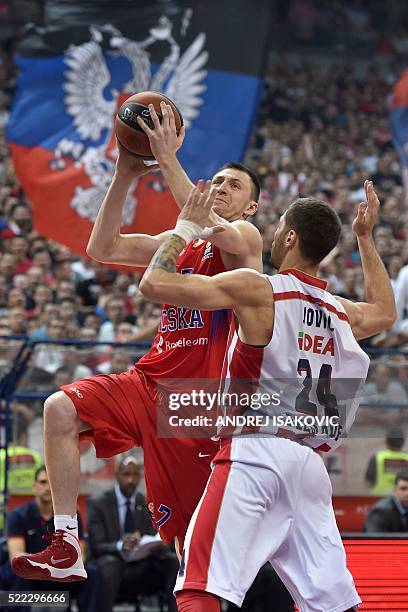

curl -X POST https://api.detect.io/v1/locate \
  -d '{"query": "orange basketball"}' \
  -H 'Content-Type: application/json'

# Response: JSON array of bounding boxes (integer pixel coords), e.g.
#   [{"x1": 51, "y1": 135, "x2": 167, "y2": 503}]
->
[{"x1": 115, "y1": 91, "x2": 184, "y2": 160}]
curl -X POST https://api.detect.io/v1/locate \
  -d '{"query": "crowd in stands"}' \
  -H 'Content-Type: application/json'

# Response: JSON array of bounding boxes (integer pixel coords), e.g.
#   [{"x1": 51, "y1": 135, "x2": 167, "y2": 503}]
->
[
  {"x1": 0, "y1": 22, "x2": 406, "y2": 441},
  {"x1": 244, "y1": 54, "x2": 408, "y2": 421}
]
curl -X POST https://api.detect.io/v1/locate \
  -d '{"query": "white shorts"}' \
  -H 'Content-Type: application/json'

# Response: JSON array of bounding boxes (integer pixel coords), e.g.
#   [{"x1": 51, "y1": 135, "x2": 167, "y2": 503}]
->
[{"x1": 175, "y1": 436, "x2": 361, "y2": 612}]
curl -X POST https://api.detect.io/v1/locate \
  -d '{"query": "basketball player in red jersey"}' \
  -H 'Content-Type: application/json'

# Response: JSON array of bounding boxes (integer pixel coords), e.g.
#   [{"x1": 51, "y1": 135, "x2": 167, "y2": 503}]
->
[
  {"x1": 12, "y1": 104, "x2": 263, "y2": 582},
  {"x1": 139, "y1": 180, "x2": 396, "y2": 612}
]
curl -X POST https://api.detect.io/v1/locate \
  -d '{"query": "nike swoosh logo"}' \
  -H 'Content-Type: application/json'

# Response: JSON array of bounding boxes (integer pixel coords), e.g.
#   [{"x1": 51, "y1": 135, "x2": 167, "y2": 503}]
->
[
  {"x1": 198, "y1": 453, "x2": 212, "y2": 458},
  {"x1": 51, "y1": 556, "x2": 71, "y2": 565},
  {"x1": 65, "y1": 526, "x2": 76, "y2": 530}
]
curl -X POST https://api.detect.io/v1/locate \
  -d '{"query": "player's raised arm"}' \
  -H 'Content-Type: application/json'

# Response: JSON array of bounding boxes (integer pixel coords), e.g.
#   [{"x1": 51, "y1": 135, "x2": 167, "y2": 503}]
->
[
  {"x1": 137, "y1": 102, "x2": 191, "y2": 210},
  {"x1": 86, "y1": 144, "x2": 173, "y2": 267},
  {"x1": 336, "y1": 180, "x2": 397, "y2": 339},
  {"x1": 138, "y1": 104, "x2": 263, "y2": 270},
  {"x1": 139, "y1": 182, "x2": 265, "y2": 309}
]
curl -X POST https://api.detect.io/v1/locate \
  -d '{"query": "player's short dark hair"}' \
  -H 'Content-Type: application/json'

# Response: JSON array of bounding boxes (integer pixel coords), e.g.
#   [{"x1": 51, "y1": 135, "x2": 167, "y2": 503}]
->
[
  {"x1": 34, "y1": 465, "x2": 46, "y2": 481},
  {"x1": 284, "y1": 197, "x2": 342, "y2": 264},
  {"x1": 395, "y1": 470, "x2": 408, "y2": 485},
  {"x1": 216, "y1": 161, "x2": 260, "y2": 202}
]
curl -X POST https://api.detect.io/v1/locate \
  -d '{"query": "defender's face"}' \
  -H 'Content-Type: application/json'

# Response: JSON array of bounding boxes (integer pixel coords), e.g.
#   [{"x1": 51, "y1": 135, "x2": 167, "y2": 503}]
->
[
  {"x1": 211, "y1": 168, "x2": 256, "y2": 221},
  {"x1": 270, "y1": 214, "x2": 288, "y2": 269}
]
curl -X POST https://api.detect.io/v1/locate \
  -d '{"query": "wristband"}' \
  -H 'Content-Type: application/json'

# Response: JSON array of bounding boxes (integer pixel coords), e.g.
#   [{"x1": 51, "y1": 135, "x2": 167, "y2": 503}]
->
[
  {"x1": 173, "y1": 220, "x2": 203, "y2": 243},
  {"x1": 200, "y1": 226, "x2": 215, "y2": 239}
]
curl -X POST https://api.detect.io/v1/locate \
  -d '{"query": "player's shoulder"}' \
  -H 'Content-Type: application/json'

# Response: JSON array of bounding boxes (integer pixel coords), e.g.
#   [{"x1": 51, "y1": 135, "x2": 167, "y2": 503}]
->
[
  {"x1": 225, "y1": 267, "x2": 264, "y2": 281},
  {"x1": 230, "y1": 219, "x2": 262, "y2": 240},
  {"x1": 221, "y1": 268, "x2": 271, "y2": 295}
]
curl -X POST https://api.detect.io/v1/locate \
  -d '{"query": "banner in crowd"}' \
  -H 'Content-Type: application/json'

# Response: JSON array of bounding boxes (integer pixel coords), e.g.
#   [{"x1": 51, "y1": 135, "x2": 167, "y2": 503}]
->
[
  {"x1": 7, "y1": 0, "x2": 271, "y2": 258},
  {"x1": 391, "y1": 70, "x2": 408, "y2": 162}
]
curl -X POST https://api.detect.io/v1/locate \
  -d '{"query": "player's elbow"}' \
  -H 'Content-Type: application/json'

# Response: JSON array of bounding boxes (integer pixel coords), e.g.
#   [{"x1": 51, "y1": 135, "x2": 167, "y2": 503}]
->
[
  {"x1": 86, "y1": 244, "x2": 100, "y2": 261},
  {"x1": 86, "y1": 242, "x2": 114, "y2": 264},
  {"x1": 139, "y1": 275, "x2": 161, "y2": 302},
  {"x1": 86, "y1": 240, "x2": 104, "y2": 261},
  {"x1": 374, "y1": 307, "x2": 397, "y2": 333},
  {"x1": 383, "y1": 301, "x2": 398, "y2": 330}
]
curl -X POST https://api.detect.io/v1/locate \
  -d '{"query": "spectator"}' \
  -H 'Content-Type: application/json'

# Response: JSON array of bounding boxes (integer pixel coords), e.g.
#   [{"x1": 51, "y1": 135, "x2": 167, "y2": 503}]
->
[
  {"x1": 55, "y1": 279, "x2": 76, "y2": 302},
  {"x1": 9, "y1": 235, "x2": 31, "y2": 274},
  {"x1": 364, "y1": 471, "x2": 408, "y2": 532},
  {"x1": 363, "y1": 363, "x2": 408, "y2": 407},
  {"x1": 365, "y1": 427, "x2": 408, "y2": 495},
  {"x1": 0, "y1": 442, "x2": 42, "y2": 496},
  {"x1": 7, "y1": 402, "x2": 35, "y2": 447},
  {"x1": 62, "y1": 348, "x2": 93, "y2": 380},
  {"x1": 71, "y1": 256, "x2": 96, "y2": 283},
  {"x1": 0, "y1": 252, "x2": 16, "y2": 284},
  {"x1": 52, "y1": 259, "x2": 73, "y2": 284},
  {"x1": 7, "y1": 203, "x2": 32, "y2": 236},
  {"x1": 83, "y1": 313, "x2": 101, "y2": 333},
  {"x1": 32, "y1": 318, "x2": 66, "y2": 374},
  {"x1": 58, "y1": 296, "x2": 77, "y2": 323},
  {"x1": 53, "y1": 365, "x2": 74, "y2": 388},
  {"x1": 87, "y1": 456, "x2": 178, "y2": 612},
  {"x1": 98, "y1": 296, "x2": 127, "y2": 341},
  {"x1": 32, "y1": 284, "x2": 53, "y2": 315},
  {"x1": 7, "y1": 287, "x2": 27, "y2": 311},
  {"x1": 6, "y1": 466, "x2": 98, "y2": 610},
  {"x1": 96, "y1": 350, "x2": 133, "y2": 375},
  {"x1": 8, "y1": 308, "x2": 26, "y2": 335},
  {"x1": 31, "y1": 249, "x2": 54, "y2": 285}
]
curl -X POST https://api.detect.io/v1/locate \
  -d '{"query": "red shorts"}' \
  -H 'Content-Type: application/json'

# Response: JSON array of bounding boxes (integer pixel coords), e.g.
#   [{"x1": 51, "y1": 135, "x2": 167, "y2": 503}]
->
[{"x1": 61, "y1": 368, "x2": 218, "y2": 543}]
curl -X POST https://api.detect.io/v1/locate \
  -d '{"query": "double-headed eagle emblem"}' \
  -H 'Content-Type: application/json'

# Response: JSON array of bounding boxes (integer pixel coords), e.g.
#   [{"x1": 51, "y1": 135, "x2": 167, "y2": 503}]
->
[{"x1": 51, "y1": 15, "x2": 208, "y2": 224}]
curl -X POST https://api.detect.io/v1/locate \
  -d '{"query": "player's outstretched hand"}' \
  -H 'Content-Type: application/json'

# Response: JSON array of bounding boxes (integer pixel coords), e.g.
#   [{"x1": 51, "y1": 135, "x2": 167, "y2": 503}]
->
[
  {"x1": 352, "y1": 180, "x2": 380, "y2": 238},
  {"x1": 116, "y1": 139, "x2": 158, "y2": 176},
  {"x1": 179, "y1": 180, "x2": 225, "y2": 236},
  {"x1": 136, "y1": 101, "x2": 185, "y2": 162}
]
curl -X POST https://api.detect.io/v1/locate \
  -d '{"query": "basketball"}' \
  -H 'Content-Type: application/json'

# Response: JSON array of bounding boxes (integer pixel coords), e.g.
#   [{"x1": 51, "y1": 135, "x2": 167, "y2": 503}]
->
[{"x1": 115, "y1": 91, "x2": 184, "y2": 160}]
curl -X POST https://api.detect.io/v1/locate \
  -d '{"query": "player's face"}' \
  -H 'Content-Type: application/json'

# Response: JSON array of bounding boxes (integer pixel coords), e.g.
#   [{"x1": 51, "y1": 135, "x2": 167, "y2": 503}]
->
[
  {"x1": 211, "y1": 169, "x2": 257, "y2": 221},
  {"x1": 270, "y1": 214, "x2": 288, "y2": 268},
  {"x1": 395, "y1": 479, "x2": 408, "y2": 508}
]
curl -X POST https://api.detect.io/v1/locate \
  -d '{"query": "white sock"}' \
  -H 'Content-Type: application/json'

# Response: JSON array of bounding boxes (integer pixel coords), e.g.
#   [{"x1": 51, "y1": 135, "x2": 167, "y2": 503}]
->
[{"x1": 54, "y1": 514, "x2": 78, "y2": 540}]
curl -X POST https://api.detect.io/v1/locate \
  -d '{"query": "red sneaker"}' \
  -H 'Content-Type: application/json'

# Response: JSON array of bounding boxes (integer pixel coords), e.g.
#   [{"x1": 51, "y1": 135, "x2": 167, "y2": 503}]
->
[{"x1": 11, "y1": 530, "x2": 87, "y2": 582}]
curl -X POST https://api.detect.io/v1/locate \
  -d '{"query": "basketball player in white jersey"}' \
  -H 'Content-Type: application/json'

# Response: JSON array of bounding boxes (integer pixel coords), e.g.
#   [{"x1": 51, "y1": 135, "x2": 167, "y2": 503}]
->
[{"x1": 139, "y1": 179, "x2": 396, "y2": 612}]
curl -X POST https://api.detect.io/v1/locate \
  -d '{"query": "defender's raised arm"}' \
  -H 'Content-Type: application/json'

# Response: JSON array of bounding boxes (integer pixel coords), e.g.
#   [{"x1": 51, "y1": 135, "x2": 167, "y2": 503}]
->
[{"x1": 336, "y1": 180, "x2": 397, "y2": 339}]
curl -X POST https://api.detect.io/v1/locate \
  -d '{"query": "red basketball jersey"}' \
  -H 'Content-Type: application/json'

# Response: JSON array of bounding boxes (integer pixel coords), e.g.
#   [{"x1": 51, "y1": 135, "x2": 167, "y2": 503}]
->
[{"x1": 137, "y1": 240, "x2": 232, "y2": 379}]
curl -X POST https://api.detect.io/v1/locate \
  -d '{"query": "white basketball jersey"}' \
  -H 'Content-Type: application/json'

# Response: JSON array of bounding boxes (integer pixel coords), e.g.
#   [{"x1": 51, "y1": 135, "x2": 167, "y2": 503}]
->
[{"x1": 221, "y1": 268, "x2": 370, "y2": 452}]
